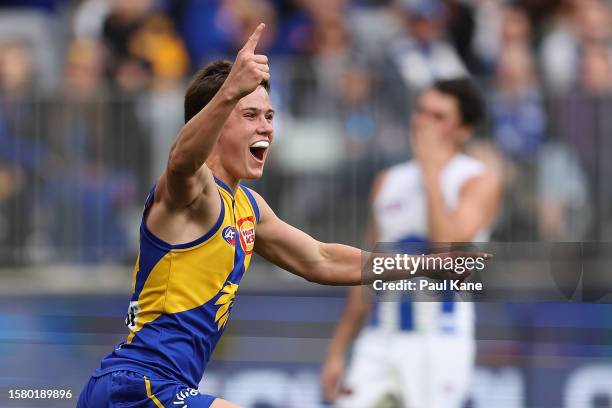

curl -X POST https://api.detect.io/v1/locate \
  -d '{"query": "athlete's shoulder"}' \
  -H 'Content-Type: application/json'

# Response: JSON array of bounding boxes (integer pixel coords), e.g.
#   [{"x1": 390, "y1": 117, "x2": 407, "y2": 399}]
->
[
  {"x1": 369, "y1": 161, "x2": 412, "y2": 204},
  {"x1": 237, "y1": 186, "x2": 274, "y2": 224},
  {"x1": 375, "y1": 161, "x2": 416, "y2": 188},
  {"x1": 237, "y1": 184, "x2": 261, "y2": 223},
  {"x1": 388, "y1": 160, "x2": 415, "y2": 173},
  {"x1": 453, "y1": 154, "x2": 502, "y2": 196},
  {"x1": 455, "y1": 153, "x2": 486, "y2": 168},
  {"x1": 239, "y1": 185, "x2": 262, "y2": 206}
]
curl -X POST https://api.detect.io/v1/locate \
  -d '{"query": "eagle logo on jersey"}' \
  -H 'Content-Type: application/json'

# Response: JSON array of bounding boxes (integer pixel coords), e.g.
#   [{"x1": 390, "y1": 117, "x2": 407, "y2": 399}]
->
[
  {"x1": 222, "y1": 226, "x2": 236, "y2": 246},
  {"x1": 215, "y1": 282, "x2": 239, "y2": 330},
  {"x1": 237, "y1": 216, "x2": 255, "y2": 254}
]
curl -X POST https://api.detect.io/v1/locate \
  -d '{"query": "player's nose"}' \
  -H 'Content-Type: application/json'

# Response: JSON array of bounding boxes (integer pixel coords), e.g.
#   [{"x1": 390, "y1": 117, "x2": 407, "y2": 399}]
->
[{"x1": 257, "y1": 117, "x2": 273, "y2": 135}]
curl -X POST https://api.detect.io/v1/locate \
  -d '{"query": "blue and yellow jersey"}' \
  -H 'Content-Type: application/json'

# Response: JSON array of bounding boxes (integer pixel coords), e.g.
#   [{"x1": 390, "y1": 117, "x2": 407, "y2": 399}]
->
[{"x1": 94, "y1": 177, "x2": 260, "y2": 388}]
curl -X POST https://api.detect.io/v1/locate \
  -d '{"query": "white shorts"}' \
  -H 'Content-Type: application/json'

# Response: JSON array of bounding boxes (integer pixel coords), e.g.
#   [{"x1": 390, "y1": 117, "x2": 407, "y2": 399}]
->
[{"x1": 336, "y1": 328, "x2": 475, "y2": 408}]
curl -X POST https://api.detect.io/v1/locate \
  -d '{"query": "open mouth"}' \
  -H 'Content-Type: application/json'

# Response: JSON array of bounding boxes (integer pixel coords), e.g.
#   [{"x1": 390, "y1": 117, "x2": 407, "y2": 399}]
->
[{"x1": 249, "y1": 140, "x2": 269, "y2": 162}]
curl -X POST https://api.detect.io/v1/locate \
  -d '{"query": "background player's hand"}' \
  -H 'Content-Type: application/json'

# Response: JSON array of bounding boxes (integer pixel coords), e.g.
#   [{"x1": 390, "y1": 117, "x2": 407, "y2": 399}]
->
[
  {"x1": 411, "y1": 122, "x2": 454, "y2": 178},
  {"x1": 223, "y1": 23, "x2": 270, "y2": 101},
  {"x1": 320, "y1": 351, "x2": 345, "y2": 402}
]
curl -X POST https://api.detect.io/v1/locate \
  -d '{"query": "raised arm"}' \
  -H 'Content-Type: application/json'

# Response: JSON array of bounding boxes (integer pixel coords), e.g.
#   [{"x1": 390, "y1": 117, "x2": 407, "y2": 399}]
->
[
  {"x1": 412, "y1": 121, "x2": 502, "y2": 243},
  {"x1": 158, "y1": 24, "x2": 270, "y2": 209},
  {"x1": 424, "y1": 170, "x2": 501, "y2": 242}
]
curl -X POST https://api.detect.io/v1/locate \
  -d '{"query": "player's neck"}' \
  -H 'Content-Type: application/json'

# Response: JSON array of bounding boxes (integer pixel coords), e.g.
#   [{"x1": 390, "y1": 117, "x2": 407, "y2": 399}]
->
[
  {"x1": 205, "y1": 157, "x2": 240, "y2": 193},
  {"x1": 211, "y1": 167, "x2": 240, "y2": 194}
]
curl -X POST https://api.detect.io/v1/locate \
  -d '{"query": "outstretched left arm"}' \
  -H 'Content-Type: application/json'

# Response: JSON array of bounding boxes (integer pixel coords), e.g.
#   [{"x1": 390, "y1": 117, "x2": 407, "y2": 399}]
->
[
  {"x1": 251, "y1": 189, "x2": 487, "y2": 285},
  {"x1": 251, "y1": 189, "x2": 364, "y2": 286}
]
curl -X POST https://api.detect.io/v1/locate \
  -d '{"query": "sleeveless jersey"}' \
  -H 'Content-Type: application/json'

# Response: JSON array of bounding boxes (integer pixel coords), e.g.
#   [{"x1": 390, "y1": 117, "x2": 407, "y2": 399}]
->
[
  {"x1": 94, "y1": 177, "x2": 259, "y2": 388},
  {"x1": 371, "y1": 154, "x2": 489, "y2": 336}
]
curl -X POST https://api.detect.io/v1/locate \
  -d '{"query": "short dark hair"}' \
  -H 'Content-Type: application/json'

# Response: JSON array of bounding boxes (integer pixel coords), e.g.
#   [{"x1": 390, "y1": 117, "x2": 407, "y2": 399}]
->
[
  {"x1": 432, "y1": 78, "x2": 485, "y2": 127},
  {"x1": 184, "y1": 60, "x2": 271, "y2": 123}
]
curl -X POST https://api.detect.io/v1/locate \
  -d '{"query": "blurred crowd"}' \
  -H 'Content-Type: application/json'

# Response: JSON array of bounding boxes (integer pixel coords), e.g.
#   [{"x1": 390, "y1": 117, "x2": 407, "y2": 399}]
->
[{"x1": 0, "y1": 0, "x2": 611, "y2": 266}]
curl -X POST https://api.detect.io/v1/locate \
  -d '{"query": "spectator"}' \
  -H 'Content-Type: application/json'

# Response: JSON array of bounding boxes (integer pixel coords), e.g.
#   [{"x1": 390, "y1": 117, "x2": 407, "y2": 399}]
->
[
  {"x1": 500, "y1": 6, "x2": 533, "y2": 50},
  {"x1": 446, "y1": 0, "x2": 481, "y2": 74},
  {"x1": 552, "y1": 42, "x2": 612, "y2": 187},
  {"x1": 386, "y1": 0, "x2": 466, "y2": 91},
  {"x1": 540, "y1": 0, "x2": 612, "y2": 93},
  {"x1": 0, "y1": 40, "x2": 45, "y2": 265},
  {"x1": 170, "y1": 0, "x2": 279, "y2": 67},
  {"x1": 216, "y1": 0, "x2": 279, "y2": 55},
  {"x1": 101, "y1": 0, "x2": 156, "y2": 91},
  {"x1": 132, "y1": 14, "x2": 190, "y2": 187},
  {"x1": 334, "y1": 64, "x2": 381, "y2": 242},
  {"x1": 550, "y1": 42, "x2": 612, "y2": 239},
  {"x1": 377, "y1": 0, "x2": 467, "y2": 131},
  {"x1": 128, "y1": 14, "x2": 190, "y2": 88},
  {"x1": 279, "y1": 11, "x2": 355, "y2": 234},
  {"x1": 44, "y1": 39, "x2": 142, "y2": 263},
  {"x1": 473, "y1": 3, "x2": 533, "y2": 76},
  {"x1": 537, "y1": 143, "x2": 591, "y2": 240},
  {"x1": 471, "y1": 0, "x2": 503, "y2": 73},
  {"x1": 491, "y1": 45, "x2": 546, "y2": 161},
  {"x1": 290, "y1": 12, "x2": 353, "y2": 118},
  {"x1": 73, "y1": 0, "x2": 111, "y2": 40}
]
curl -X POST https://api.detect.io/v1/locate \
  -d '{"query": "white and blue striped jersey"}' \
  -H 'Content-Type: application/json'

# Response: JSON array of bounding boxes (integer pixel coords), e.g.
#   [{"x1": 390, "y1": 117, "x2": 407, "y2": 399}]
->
[{"x1": 370, "y1": 153, "x2": 489, "y2": 337}]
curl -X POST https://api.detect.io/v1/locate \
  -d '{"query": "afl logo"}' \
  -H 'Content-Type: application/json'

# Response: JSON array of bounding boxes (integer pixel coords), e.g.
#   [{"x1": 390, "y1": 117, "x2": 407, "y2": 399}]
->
[
  {"x1": 222, "y1": 226, "x2": 236, "y2": 246},
  {"x1": 237, "y1": 216, "x2": 256, "y2": 254}
]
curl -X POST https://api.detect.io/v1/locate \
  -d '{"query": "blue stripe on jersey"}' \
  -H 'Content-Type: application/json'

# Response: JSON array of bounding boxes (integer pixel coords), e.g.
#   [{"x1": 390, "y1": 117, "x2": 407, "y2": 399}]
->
[
  {"x1": 144, "y1": 185, "x2": 156, "y2": 208},
  {"x1": 132, "y1": 187, "x2": 169, "y2": 302},
  {"x1": 398, "y1": 236, "x2": 424, "y2": 332},
  {"x1": 133, "y1": 186, "x2": 226, "y2": 302},
  {"x1": 368, "y1": 301, "x2": 379, "y2": 326},
  {"x1": 399, "y1": 301, "x2": 413, "y2": 330},
  {"x1": 240, "y1": 185, "x2": 260, "y2": 223},
  {"x1": 131, "y1": 240, "x2": 170, "y2": 303},
  {"x1": 98, "y1": 297, "x2": 223, "y2": 388},
  {"x1": 140, "y1": 186, "x2": 226, "y2": 251},
  {"x1": 369, "y1": 235, "x2": 459, "y2": 332},
  {"x1": 442, "y1": 288, "x2": 455, "y2": 314},
  {"x1": 396, "y1": 235, "x2": 427, "y2": 244},
  {"x1": 227, "y1": 234, "x2": 247, "y2": 284},
  {"x1": 214, "y1": 177, "x2": 234, "y2": 196}
]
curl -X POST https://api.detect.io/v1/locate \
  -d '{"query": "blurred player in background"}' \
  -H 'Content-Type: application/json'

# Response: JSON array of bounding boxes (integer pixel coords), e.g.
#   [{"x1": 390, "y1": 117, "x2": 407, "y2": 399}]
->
[
  {"x1": 321, "y1": 78, "x2": 502, "y2": 408},
  {"x1": 76, "y1": 24, "x2": 476, "y2": 408}
]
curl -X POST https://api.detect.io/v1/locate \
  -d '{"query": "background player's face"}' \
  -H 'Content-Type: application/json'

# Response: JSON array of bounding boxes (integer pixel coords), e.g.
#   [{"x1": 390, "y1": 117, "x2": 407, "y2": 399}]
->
[
  {"x1": 411, "y1": 89, "x2": 470, "y2": 148},
  {"x1": 216, "y1": 86, "x2": 274, "y2": 181}
]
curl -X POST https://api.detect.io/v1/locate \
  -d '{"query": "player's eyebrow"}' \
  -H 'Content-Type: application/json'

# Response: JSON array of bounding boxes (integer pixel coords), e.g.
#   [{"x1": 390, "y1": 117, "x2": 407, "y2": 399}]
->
[{"x1": 241, "y1": 107, "x2": 275, "y2": 116}]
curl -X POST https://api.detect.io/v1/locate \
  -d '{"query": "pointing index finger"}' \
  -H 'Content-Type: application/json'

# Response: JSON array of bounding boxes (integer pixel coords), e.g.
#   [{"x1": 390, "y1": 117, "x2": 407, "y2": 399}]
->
[{"x1": 242, "y1": 23, "x2": 265, "y2": 53}]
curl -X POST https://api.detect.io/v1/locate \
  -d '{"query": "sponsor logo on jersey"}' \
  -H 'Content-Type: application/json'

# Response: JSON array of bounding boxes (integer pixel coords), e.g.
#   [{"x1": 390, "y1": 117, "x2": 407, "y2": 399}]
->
[
  {"x1": 173, "y1": 387, "x2": 200, "y2": 405},
  {"x1": 237, "y1": 216, "x2": 255, "y2": 254},
  {"x1": 222, "y1": 226, "x2": 236, "y2": 246}
]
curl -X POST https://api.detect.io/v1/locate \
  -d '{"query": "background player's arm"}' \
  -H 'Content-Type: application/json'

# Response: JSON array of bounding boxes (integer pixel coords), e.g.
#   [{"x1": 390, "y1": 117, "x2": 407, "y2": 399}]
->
[
  {"x1": 424, "y1": 171, "x2": 501, "y2": 242},
  {"x1": 321, "y1": 285, "x2": 373, "y2": 402},
  {"x1": 320, "y1": 170, "x2": 386, "y2": 401},
  {"x1": 158, "y1": 24, "x2": 270, "y2": 209},
  {"x1": 413, "y1": 120, "x2": 502, "y2": 242}
]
